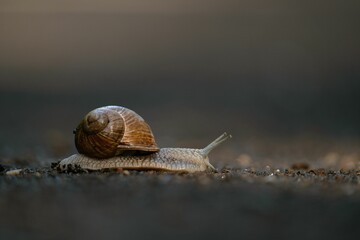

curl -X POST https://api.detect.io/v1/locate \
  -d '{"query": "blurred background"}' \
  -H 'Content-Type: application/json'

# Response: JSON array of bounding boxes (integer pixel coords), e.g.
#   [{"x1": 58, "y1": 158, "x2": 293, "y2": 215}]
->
[{"x1": 0, "y1": 0, "x2": 359, "y2": 167}]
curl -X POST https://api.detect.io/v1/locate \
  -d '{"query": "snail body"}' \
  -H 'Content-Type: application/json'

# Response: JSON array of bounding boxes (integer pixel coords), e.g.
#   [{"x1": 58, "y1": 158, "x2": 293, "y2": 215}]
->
[{"x1": 59, "y1": 106, "x2": 231, "y2": 173}]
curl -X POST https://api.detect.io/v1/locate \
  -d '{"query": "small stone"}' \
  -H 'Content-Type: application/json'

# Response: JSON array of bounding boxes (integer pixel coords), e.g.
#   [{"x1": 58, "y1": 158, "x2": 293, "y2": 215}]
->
[
  {"x1": 5, "y1": 169, "x2": 23, "y2": 176},
  {"x1": 265, "y1": 174, "x2": 276, "y2": 182},
  {"x1": 291, "y1": 162, "x2": 310, "y2": 170},
  {"x1": 323, "y1": 152, "x2": 340, "y2": 168},
  {"x1": 310, "y1": 168, "x2": 326, "y2": 176},
  {"x1": 339, "y1": 154, "x2": 358, "y2": 171},
  {"x1": 236, "y1": 154, "x2": 252, "y2": 167},
  {"x1": 115, "y1": 168, "x2": 130, "y2": 175}
]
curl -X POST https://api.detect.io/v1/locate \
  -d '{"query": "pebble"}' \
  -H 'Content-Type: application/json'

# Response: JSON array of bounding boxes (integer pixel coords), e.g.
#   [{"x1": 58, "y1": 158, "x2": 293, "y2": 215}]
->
[
  {"x1": 323, "y1": 152, "x2": 340, "y2": 167},
  {"x1": 339, "y1": 154, "x2": 358, "y2": 171},
  {"x1": 5, "y1": 169, "x2": 23, "y2": 176},
  {"x1": 115, "y1": 168, "x2": 130, "y2": 175},
  {"x1": 236, "y1": 154, "x2": 252, "y2": 167},
  {"x1": 291, "y1": 162, "x2": 310, "y2": 170},
  {"x1": 264, "y1": 174, "x2": 276, "y2": 182}
]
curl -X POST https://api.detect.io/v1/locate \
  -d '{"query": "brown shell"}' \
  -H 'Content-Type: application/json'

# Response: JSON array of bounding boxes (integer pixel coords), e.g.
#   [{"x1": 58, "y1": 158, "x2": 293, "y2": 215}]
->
[{"x1": 74, "y1": 106, "x2": 159, "y2": 159}]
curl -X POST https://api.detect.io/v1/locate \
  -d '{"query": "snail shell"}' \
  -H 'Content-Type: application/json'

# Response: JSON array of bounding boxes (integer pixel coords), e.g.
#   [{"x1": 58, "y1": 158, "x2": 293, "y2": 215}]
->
[
  {"x1": 74, "y1": 106, "x2": 159, "y2": 159},
  {"x1": 59, "y1": 105, "x2": 232, "y2": 173}
]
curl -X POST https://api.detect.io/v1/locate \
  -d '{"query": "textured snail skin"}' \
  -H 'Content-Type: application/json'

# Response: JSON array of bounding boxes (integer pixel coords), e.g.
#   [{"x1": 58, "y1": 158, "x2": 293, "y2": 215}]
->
[
  {"x1": 59, "y1": 148, "x2": 212, "y2": 172},
  {"x1": 59, "y1": 132, "x2": 231, "y2": 173}
]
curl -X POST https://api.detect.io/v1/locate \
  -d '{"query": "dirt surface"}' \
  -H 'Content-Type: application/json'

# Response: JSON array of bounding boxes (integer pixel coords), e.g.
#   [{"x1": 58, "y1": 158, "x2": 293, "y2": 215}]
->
[{"x1": 1, "y1": 159, "x2": 360, "y2": 240}]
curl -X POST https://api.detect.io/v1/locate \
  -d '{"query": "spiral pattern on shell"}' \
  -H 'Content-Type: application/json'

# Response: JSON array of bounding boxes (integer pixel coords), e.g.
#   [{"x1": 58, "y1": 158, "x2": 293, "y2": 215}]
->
[{"x1": 74, "y1": 106, "x2": 159, "y2": 158}]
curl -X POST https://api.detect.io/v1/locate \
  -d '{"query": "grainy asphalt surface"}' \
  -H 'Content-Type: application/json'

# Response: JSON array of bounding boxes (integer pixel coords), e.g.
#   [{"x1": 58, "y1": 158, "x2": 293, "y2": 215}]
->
[{"x1": 1, "y1": 163, "x2": 360, "y2": 240}]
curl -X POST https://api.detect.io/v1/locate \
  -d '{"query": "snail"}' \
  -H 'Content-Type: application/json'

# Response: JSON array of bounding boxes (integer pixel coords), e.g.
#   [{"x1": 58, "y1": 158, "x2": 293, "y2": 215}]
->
[{"x1": 59, "y1": 106, "x2": 231, "y2": 173}]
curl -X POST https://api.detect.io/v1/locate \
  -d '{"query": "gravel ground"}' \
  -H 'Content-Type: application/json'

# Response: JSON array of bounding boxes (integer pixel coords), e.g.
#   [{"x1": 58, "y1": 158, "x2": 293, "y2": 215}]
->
[{"x1": 1, "y1": 160, "x2": 360, "y2": 240}]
